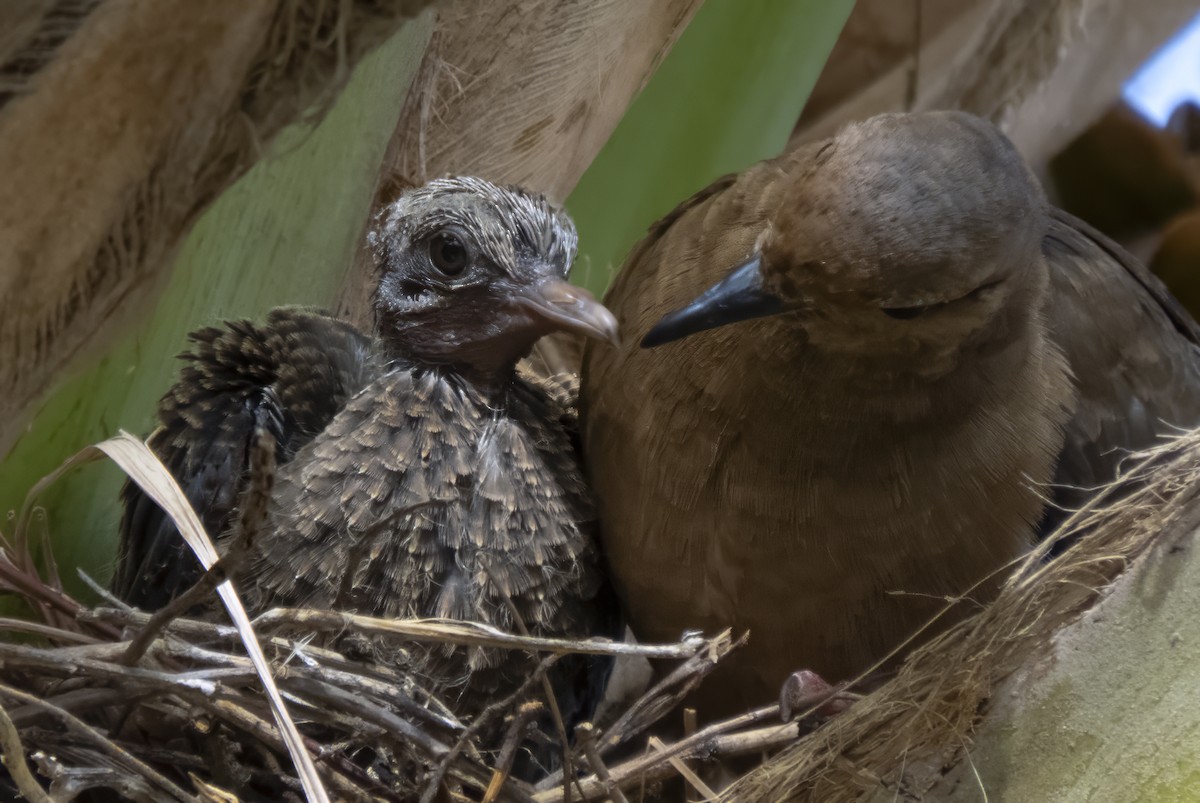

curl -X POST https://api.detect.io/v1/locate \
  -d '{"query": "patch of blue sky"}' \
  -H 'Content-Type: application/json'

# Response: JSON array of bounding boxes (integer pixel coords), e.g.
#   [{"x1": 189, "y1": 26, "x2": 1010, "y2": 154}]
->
[{"x1": 1123, "y1": 11, "x2": 1200, "y2": 126}]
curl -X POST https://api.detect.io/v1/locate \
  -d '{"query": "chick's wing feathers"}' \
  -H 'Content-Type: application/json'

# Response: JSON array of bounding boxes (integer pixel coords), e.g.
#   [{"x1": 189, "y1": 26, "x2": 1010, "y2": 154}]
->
[{"x1": 114, "y1": 308, "x2": 381, "y2": 609}]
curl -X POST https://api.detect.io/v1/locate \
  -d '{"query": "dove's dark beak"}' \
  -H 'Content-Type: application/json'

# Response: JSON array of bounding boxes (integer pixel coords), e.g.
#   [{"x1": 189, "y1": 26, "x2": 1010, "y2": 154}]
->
[{"x1": 641, "y1": 256, "x2": 785, "y2": 348}]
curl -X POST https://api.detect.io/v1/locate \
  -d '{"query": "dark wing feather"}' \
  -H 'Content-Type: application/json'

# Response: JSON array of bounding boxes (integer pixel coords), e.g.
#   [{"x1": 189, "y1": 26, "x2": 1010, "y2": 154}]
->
[
  {"x1": 1044, "y1": 209, "x2": 1200, "y2": 528},
  {"x1": 113, "y1": 308, "x2": 380, "y2": 609}
]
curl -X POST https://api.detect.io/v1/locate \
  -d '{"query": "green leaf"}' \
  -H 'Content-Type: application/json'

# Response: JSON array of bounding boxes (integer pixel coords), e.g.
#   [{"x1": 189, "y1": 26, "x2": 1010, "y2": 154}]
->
[{"x1": 566, "y1": 0, "x2": 855, "y2": 295}]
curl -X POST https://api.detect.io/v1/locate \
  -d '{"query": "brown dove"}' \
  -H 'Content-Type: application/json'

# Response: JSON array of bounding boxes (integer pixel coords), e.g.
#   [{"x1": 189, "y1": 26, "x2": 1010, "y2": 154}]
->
[
  {"x1": 582, "y1": 111, "x2": 1200, "y2": 719},
  {"x1": 115, "y1": 176, "x2": 621, "y2": 752}
]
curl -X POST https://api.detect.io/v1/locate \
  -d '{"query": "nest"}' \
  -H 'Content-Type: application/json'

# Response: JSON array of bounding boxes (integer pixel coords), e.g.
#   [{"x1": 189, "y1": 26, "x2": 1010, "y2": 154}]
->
[
  {"x1": 0, "y1": 434, "x2": 753, "y2": 802},
  {"x1": 1, "y1": 428, "x2": 1195, "y2": 801}
]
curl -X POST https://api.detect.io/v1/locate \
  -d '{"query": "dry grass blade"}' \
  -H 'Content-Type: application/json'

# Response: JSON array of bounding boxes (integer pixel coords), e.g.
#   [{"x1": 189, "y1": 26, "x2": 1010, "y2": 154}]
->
[
  {"x1": 121, "y1": 428, "x2": 275, "y2": 666},
  {"x1": 42, "y1": 432, "x2": 330, "y2": 803}
]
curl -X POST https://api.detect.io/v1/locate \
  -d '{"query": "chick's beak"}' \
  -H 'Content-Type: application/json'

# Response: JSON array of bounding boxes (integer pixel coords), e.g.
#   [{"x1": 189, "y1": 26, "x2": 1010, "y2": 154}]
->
[
  {"x1": 641, "y1": 256, "x2": 785, "y2": 348},
  {"x1": 519, "y1": 277, "x2": 620, "y2": 346}
]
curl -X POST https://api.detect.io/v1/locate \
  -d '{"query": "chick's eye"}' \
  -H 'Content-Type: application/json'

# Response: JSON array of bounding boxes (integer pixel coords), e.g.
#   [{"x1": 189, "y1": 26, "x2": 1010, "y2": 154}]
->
[{"x1": 429, "y1": 232, "x2": 469, "y2": 276}]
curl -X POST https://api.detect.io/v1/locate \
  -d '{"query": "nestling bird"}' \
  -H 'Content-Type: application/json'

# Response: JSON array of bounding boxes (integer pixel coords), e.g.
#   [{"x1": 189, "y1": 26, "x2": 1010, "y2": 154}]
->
[
  {"x1": 115, "y1": 176, "x2": 620, "y2": 737},
  {"x1": 582, "y1": 111, "x2": 1200, "y2": 719}
]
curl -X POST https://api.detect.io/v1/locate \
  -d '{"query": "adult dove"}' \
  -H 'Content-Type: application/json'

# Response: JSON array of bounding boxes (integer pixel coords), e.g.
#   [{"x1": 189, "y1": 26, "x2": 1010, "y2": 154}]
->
[{"x1": 582, "y1": 111, "x2": 1200, "y2": 718}]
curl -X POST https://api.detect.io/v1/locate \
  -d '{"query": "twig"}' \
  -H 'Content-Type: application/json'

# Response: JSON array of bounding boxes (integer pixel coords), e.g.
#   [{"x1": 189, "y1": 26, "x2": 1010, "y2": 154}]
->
[
  {"x1": 0, "y1": 640, "x2": 229, "y2": 699},
  {"x1": 120, "y1": 557, "x2": 236, "y2": 665},
  {"x1": 0, "y1": 699, "x2": 53, "y2": 803},
  {"x1": 702, "y1": 721, "x2": 801, "y2": 755},
  {"x1": 288, "y1": 662, "x2": 461, "y2": 735},
  {"x1": 683, "y1": 708, "x2": 701, "y2": 803},
  {"x1": 197, "y1": 697, "x2": 380, "y2": 803},
  {"x1": 253, "y1": 609, "x2": 707, "y2": 659},
  {"x1": 0, "y1": 616, "x2": 99, "y2": 644},
  {"x1": 0, "y1": 681, "x2": 197, "y2": 802},
  {"x1": 491, "y1": 587, "x2": 577, "y2": 803},
  {"x1": 484, "y1": 702, "x2": 543, "y2": 803},
  {"x1": 534, "y1": 713, "x2": 800, "y2": 802},
  {"x1": 0, "y1": 551, "x2": 121, "y2": 640},
  {"x1": 419, "y1": 654, "x2": 558, "y2": 803},
  {"x1": 285, "y1": 674, "x2": 450, "y2": 759},
  {"x1": 76, "y1": 568, "x2": 132, "y2": 609},
  {"x1": 32, "y1": 754, "x2": 161, "y2": 803},
  {"x1": 8, "y1": 687, "x2": 132, "y2": 728},
  {"x1": 598, "y1": 630, "x2": 741, "y2": 754},
  {"x1": 535, "y1": 632, "x2": 742, "y2": 793},
  {"x1": 574, "y1": 723, "x2": 628, "y2": 803},
  {"x1": 648, "y1": 736, "x2": 716, "y2": 801}
]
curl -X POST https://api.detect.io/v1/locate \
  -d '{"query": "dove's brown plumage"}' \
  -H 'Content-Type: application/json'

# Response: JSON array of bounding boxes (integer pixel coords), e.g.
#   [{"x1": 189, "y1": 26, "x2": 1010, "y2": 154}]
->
[
  {"x1": 116, "y1": 177, "x2": 620, "y2": 735},
  {"x1": 582, "y1": 111, "x2": 1200, "y2": 718}
]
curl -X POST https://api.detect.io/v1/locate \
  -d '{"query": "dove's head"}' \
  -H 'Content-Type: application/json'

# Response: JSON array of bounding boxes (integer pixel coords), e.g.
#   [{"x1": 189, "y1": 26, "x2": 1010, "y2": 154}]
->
[
  {"x1": 642, "y1": 112, "x2": 1048, "y2": 369},
  {"x1": 370, "y1": 176, "x2": 617, "y2": 382}
]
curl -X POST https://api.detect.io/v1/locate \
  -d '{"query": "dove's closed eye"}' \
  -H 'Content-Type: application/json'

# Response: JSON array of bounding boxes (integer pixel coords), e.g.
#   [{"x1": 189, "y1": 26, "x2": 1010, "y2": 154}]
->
[{"x1": 880, "y1": 277, "x2": 1004, "y2": 321}]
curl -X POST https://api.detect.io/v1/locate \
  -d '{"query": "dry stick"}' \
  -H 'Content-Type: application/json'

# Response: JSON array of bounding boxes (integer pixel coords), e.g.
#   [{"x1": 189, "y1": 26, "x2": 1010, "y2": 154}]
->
[
  {"x1": 284, "y1": 674, "x2": 451, "y2": 759},
  {"x1": 2, "y1": 509, "x2": 70, "y2": 632},
  {"x1": 83, "y1": 606, "x2": 234, "y2": 640},
  {"x1": 197, "y1": 696, "x2": 382, "y2": 803},
  {"x1": 418, "y1": 655, "x2": 557, "y2": 803},
  {"x1": 119, "y1": 554, "x2": 240, "y2": 665},
  {"x1": 574, "y1": 723, "x2": 629, "y2": 803},
  {"x1": 288, "y1": 661, "x2": 461, "y2": 736},
  {"x1": 682, "y1": 708, "x2": 700, "y2": 803},
  {"x1": 253, "y1": 608, "x2": 706, "y2": 659},
  {"x1": 30, "y1": 753, "x2": 161, "y2": 803},
  {"x1": 9, "y1": 444, "x2": 127, "y2": 639},
  {"x1": 647, "y1": 736, "x2": 716, "y2": 801},
  {"x1": 91, "y1": 607, "x2": 366, "y2": 676},
  {"x1": 0, "y1": 553, "x2": 122, "y2": 641},
  {"x1": 535, "y1": 632, "x2": 742, "y2": 793},
  {"x1": 0, "y1": 682, "x2": 196, "y2": 802},
  {"x1": 82, "y1": 607, "x2": 469, "y2": 742},
  {"x1": 174, "y1": 635, "x2": 464, "y2": 740},
  {"x1": 8, "y1": 687, "x2": 132, "y2": 728},
  {"x1": 76, "y1": 567, "x2": 132, "y2": 610},
  {"x1": 0, "y1": 616, "x2": 100, "y2": 644},
  {"x1": 702, "y1": 721, "x2": 802, "y2": 755},
  {"x1": 201, "y1": 692, "x2": 400, "y2": 803},
  {"x1": 0, "y1": 699, "x2": 53, "y2": 803},
  {"x1": 172, "y1": 612, "x2": 458, "y2": 724},
  {"x1": 491, "y1": 588, "x2": 579, "y2": 803},
  {"x1": 0, "y1": 640, "x2": 228, "y2": 698},
  {"x1": 538, "y1": 705, "x2": 778, "y2": 801},
  {"x1": 32, "y1": 507, "x2": 71, "y2": 632},
  {"x1": 535, "y1": 714, "x2": 801, "y2": 802},
  {"x1": 484, "y1": 701, "x2": 544, "y2": 803},
  {"x1": 122, "y1": 428, "x2": 276, "y2": 666},
  {"x1": 599, "y1": 631, "x2": 742, "y2": 754}
]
